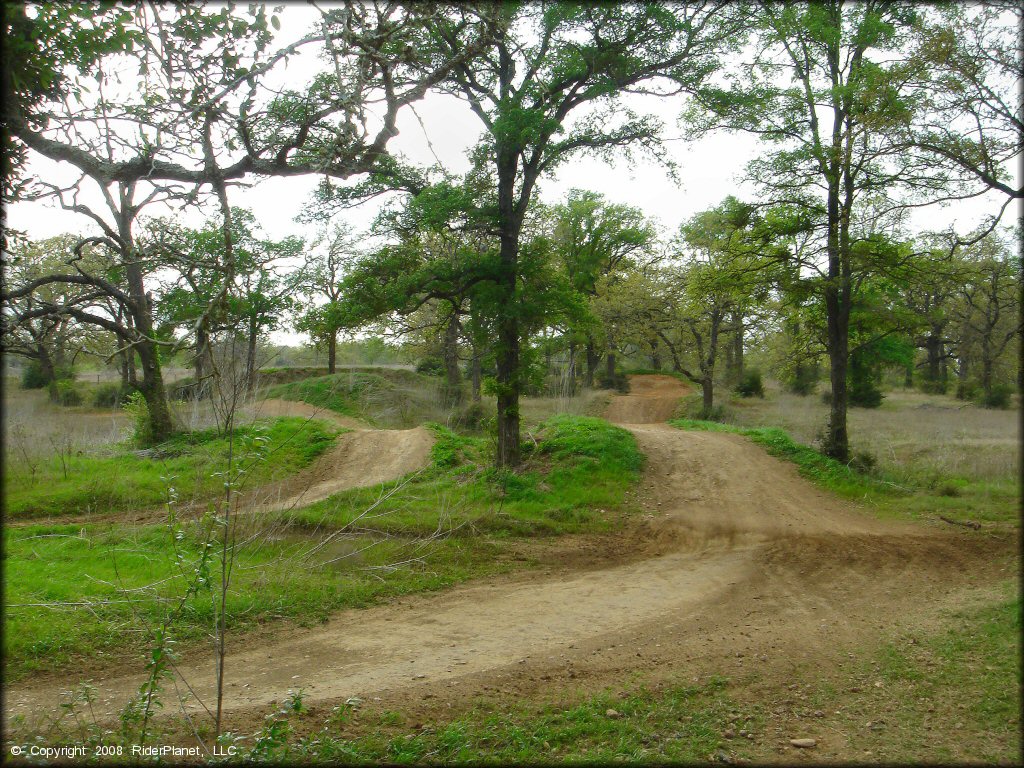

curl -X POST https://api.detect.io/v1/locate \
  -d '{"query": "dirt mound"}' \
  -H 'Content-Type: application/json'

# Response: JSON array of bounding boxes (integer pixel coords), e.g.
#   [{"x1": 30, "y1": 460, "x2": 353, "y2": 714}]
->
[
  {"x1": 242, "y1": 397, "x2": 434, "y2": 512},
  {"x1": 253, "y1": 426, "x2": 434, "y2": 512},
  {"x1": 603, "y1": 374, "x2": 690, "y2": 423}
]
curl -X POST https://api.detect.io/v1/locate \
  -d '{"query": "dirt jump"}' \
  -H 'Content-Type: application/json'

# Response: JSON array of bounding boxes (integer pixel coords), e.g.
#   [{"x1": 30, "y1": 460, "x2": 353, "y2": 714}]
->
[
  {"x1": 4, "y1": 378, "x2": 1012, "y2": 760},
  {"x1": 244, "y1": 399, "x2": 434, "y2": 512}
]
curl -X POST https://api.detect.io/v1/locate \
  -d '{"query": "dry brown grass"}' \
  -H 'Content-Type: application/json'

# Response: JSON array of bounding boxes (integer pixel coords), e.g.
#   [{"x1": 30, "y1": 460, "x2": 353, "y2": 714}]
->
[
  {"x1": 724, "y1": 383, "x2": 1020, "y2": 482},
  {"x1": 2, "y1": 383, "x2": 129, "y2": 460}
]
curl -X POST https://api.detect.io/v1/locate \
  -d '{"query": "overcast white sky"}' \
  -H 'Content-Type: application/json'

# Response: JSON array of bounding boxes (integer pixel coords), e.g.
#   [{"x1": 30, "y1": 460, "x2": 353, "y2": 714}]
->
[{"x1": 6, "y1": 5, "x2": 1018, "y2": 345}]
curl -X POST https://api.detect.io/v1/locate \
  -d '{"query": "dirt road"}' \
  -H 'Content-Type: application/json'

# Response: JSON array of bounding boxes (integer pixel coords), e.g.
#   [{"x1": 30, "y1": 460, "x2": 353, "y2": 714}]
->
[{"x1": 4, "y1": 378, "x2": 1011, "y2": 757}]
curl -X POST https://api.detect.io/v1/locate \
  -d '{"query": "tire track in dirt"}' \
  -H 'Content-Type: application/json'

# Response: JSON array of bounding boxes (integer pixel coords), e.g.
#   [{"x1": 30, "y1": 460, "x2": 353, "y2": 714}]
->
[{"x1": 4, "y1": 378, "x2": 1012, "y2": 744}]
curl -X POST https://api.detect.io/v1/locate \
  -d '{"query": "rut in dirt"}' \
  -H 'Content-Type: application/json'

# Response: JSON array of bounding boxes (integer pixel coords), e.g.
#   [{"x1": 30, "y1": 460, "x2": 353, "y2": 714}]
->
[{"x1": 5, "y1": 375, "x2": 985, "y2": 732}]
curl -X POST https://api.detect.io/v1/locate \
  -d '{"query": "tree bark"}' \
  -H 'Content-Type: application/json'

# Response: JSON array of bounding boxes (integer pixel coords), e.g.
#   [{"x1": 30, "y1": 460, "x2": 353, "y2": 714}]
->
[
  {"x1": 585, "y1": 340, "x2": 599, "y2": 388},
  {"x1": 733, "y1": 319, "x2": 744, "y2": 382},
  {"x1": 702, "y1": 377, "x2": 714, "y2": 416},
  {"x1": 605, "y1": 348, "x2": 616, "y2": 384},
  {"x1": 245, "y1": 316, "x2": 258, "y2": 391},
  {"x1": 566, "y1": 339, "x2": 577, "y2": 395},
  {"x1": 442, "y1": 307, "x2": 463, "y2": 406},
  {"x1": 327, "y1": 331, "x2": 337, "y2": 374}
]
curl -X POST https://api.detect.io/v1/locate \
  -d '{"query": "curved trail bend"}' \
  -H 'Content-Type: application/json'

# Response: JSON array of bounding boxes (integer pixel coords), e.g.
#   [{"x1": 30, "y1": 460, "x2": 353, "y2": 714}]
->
[{"x1": 4, "y1": 378, "x2": 1001, "y2": 739}]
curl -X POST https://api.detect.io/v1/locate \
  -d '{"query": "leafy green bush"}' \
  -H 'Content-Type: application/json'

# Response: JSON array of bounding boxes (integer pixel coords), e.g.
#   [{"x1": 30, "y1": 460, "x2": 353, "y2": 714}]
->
[
  {"x1": 735, "y1": 369, "x2": 764, "y2": 398},
  {"x1": 20, "y1": 361, "x2": 50, "y2": 389},
  {"x1": 48, "y1": 379, "x2": 83, "y2": 406},
  {"x1": 123, "y1": 391, "x2": 152, "y2": 446},
  {"x1": 92, "y1": 382, "x2": 136, "y2": 407},
  {"x1": 849, "y1": 378, "x2": 884, "y2": 408},
  {"x1": 786, "y1": 364, "x2": 818, "y2": 395},
  {"x1": 416, "y1": 357, "x2": 444, "y2": 376},
  {"x1": 977, "y1": 384, "x2": 1012, "y2": 410}
]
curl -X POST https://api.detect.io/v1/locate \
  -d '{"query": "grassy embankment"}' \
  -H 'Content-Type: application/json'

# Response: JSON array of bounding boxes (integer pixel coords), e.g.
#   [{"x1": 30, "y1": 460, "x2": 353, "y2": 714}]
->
[
  {"x1": 3, "y1": 417, "x2": 338, "y2": 520},
  {"x1": 4, "y1": 414, "x2": 643, "y2": 681}
]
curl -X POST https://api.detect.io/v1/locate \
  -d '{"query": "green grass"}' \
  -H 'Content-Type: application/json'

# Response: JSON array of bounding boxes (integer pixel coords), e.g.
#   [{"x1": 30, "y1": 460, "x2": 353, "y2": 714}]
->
[
  {"x1": 283, "y1": 415, "x2": 645, "y2": 538},
  {"x1": 2, "y1": 418, "x2": 339, "y2": 520},
  {"x1": 669, "y1": 418, "x2": 1019, "y2": 527},
  {"x1": 3, "y1": 416, "x2": 642, "y2": 681},
  {"x1": 3, "y1": 522, "x2": 505, "y2": 681},
  {"x1": 234, "y1": 676, "x2": 746, "y2": 764}
]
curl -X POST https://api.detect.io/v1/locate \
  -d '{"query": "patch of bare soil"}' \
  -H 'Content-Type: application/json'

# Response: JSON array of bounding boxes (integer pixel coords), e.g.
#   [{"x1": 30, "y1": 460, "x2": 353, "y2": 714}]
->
[{"x1": 4, "y1": 377, "x2": 1016, "y2": 764}]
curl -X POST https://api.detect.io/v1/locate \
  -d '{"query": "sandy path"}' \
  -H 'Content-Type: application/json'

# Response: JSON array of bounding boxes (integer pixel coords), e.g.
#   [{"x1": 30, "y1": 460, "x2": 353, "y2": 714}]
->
[{"x1": 7, "y1": 375, "x2": 1000, "y2": 737}]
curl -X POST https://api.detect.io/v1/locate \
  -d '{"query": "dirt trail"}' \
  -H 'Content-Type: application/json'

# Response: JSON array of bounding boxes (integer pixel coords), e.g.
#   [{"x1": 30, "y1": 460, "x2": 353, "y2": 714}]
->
[
  {"x1": 602, "y1": 373, "x2": 689, "y2": 423},
  {"x1": 4, "y1": 378, "x2": 1010, "y2": 742}
]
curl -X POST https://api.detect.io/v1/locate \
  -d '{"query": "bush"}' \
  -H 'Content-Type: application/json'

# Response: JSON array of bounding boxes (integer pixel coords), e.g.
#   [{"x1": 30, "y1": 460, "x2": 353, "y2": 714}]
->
[
  {"x1": 848, "y1": 449, "x2": 876, "y2": 474},
  {"x1": 978, "y1": 383, "x2": 1012, "y2": 410},
  {"x1": 48, "y1": 379, "x2": 83, "y2": 406},
  {"x1": 919, "y1": 379, "x2": 949, "y2": 395},
  {"x1": 123, "y1": 391, "x2": 152, "y2": 446},
  {"x1": 415, "y1": 358, "x2": 444, "y2": 376},
  {"x1": 20, "y1": 361, "x2": 50, "y2": 389},
  {"x1": 848, "y1": 379, "x2": 884, "y2": 408},
  {"x1": 171, "y1": 377, "x2": 203, "y2": 401},
  {"x1": 785, "y1": 363, "x2": 818, "y2": 395},
  {"x1": 735, "y1": 369, "x2": 764, "y2": 398},
  {"x1": 92, "y1": 382, "x2": 136, "y2": 407},
  {"x1": 455, "y1": 400, "x2": 488, "y2": 430}
]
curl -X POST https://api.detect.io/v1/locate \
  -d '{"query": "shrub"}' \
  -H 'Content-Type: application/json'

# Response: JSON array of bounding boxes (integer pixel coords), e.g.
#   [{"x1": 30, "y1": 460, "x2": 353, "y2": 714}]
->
[
  {"x1": 123, "y1": 391, "x2": 152, "y2": 446},
  {"x1": 92, "y1": 382, "x2": 136, "y2": 407},
  {"x1": 48, "y1": 379, "x2": 83, "y2": 406},
  {"x1": 848, "y1": 449, "x2": 876, "y2": 474},
  {"x1": 978, "y1": 383, "x2": 1012, "y2": 410},
  {"x1": 20, "y1": 361, "x2": 50, "y2": 389},
  {"x1": 848, "y1": 379, "x2": 884, "y2": 408},
  {"x1": 919, "y1": 379, "x2": 949, "y2": 395},
  {"x1": 415, "y1": 358, "x2": 444, "y2": 376},
  {"x1": 735, "y1": 369, "x2": 765, "y2": 398}
]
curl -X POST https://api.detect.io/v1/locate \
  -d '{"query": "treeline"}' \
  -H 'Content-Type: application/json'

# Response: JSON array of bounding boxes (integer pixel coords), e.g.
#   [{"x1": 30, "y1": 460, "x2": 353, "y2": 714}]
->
[{"x1": 1, "y1": 3, "x2": 1020, "y2": 465}]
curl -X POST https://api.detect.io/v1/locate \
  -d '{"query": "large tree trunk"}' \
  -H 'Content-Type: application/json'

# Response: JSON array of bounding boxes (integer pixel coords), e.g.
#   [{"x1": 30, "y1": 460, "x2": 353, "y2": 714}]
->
[
  {"x1": 733, "y1": 319, "x2": 744, "y2": 382},
  {"x1": 136, "y1": 339, "x2": 173, "y2": 443},
  {"x1": 584, "y1": 341, "x2": 599, "y2": 388},
  {"x1": 701, "y1": 377, "x2": 714, "y2": 416},
  {"x1": 245, "y1": 316, "x2": 258, "y2": 391},
  {"x1": 494, "y1": 152, "x2": 522, "y2": 468},
  {"x1": 822, "y1": 180, "x2": 851, "y2": 462},
  {"x1": 566, "y1": 339, "x2": 577, "y2": 396},
  {"x1": 470, "y1": 345, "x2": 482, "y2": 403},
  {"x1": 605, "y1": 348, "x2": 616, "y2": 384},
  {"x1": 327, "y1": 331, "x2": 337, "y2": 374},
  {"x1": 122, "y1": 225, "x2": 173, "y2": 443},
  {"x1": 956, "y1": 354, "x2": 970, "y2": 399},
  {"x1": 442, "y1": 308, "x2": 462, "y2": 406}
]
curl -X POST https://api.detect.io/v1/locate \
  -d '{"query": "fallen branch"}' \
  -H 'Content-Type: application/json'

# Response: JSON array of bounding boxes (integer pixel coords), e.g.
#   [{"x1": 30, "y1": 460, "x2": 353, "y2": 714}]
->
[{"x1": 938, "y1": 514, "x2": 981, "y2": 530}]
